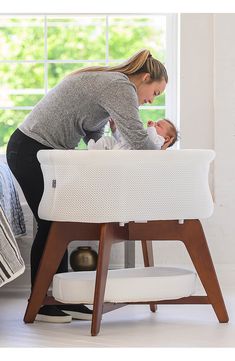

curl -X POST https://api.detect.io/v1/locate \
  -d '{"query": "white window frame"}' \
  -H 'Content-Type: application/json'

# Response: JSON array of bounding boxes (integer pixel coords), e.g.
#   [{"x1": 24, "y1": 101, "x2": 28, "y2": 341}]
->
[
  {"x1": 165, "y1": 14, "x2": 179, "y2": 131},
  {"x1": 0, "y1": 13, "x2": 178, "y2": 137}
]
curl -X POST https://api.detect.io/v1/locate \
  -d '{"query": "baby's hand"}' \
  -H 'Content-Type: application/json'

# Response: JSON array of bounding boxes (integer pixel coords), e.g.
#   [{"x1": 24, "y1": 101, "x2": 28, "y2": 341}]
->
[{"x1": 147, "y1": 120, "x2": 154, "y2": 127}]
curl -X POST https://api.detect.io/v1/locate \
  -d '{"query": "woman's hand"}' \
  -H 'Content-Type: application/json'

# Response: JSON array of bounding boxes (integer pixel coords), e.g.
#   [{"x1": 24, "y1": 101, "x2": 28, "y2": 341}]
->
[
  {"x1": 161, "y1": 137, "x2": 174, "y2": 150},
  {"x1": 109, "y1": 118, "x2": 116, "y2": 133}
]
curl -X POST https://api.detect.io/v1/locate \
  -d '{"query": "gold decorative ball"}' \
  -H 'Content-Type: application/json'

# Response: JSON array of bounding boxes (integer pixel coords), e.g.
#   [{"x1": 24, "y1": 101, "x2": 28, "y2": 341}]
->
[{"x1": 70, "y1": 246, "x2": 98, "y2": 271}]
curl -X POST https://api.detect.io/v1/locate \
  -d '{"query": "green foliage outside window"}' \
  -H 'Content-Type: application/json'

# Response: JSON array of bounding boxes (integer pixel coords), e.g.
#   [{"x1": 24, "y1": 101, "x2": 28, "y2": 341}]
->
[{"x1": 0, "y1": 16, "x2": 166, "y2": 151}]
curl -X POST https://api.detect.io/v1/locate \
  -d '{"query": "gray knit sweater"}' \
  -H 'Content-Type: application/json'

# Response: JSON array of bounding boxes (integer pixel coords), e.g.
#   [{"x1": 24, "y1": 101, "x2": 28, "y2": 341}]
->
[{"x1": 19, "y1": 71, "x2": 158, "y2": 150}]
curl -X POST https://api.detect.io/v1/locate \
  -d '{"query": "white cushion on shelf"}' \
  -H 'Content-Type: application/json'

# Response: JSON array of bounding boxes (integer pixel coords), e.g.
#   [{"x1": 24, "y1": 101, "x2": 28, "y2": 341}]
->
[{"x1": 52, "y1": 266, "x2": 197, "y2": 304}]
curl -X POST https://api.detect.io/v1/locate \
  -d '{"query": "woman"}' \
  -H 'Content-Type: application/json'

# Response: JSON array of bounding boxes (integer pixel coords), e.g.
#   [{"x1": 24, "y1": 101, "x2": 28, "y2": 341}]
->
[{"x1": 6, "y1": 49, "x2": 171, "y2": 323}]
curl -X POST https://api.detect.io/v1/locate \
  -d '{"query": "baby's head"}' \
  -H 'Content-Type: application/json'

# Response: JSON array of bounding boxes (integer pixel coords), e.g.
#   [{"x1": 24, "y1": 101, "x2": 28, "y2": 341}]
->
[{"x1": 147, "y1": 118, "x2": 179, "y2": 147}]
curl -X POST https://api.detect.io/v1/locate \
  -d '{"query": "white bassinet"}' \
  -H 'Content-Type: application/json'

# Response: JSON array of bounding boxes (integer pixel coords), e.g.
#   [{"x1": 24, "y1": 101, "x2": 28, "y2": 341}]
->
[
  {"x1": 36, "y1": 149, "x2": 214, "y2": 305},
  {"x1": 37, "y1": 149, "x2": 215, "y2": 224},
  {"x1": 24, "y1": 148, "x2": 227, "y2": 336}
]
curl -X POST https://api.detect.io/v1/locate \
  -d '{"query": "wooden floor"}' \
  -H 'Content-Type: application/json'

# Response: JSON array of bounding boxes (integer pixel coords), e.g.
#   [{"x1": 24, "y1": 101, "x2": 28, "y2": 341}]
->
[{"x1": 0, "y1": 288, "x2": 235, "y2": 348}]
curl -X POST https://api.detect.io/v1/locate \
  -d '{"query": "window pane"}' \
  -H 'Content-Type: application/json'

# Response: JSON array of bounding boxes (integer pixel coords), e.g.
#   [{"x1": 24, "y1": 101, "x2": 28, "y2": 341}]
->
[
  {"x1": 152, "y1": 93, "x2": 165, "y2": 107},
  {"x1": 141, "y1": 93, "x2": 165, "y2": 107},
  {"x1": 47, "y1": 16, "x2": 106, "y2": 60},
  {"x1": 139, "y1": 109, "x2": 166, "y2": 128},
  {"x1": 0, "y1": 110, "x2": 29, "y2": 150},
  {"x1": 48, "y1": 62, "x2": 106, "y2": 88},
  {"x1": 0, "y1": 63, "x2": 44, "y2": 107},
  {"x1": 108, "y1": 16, "x2": 166, "y2": 62},
  {"x1": 0, "y1": 16, "x2": 44, "y2": 60},
  {"x1": 0, "y1": 14, "x2": 170, "y2": 149},
  {"x1": 0, "y1": 93, "x2": 43, "y2": 108},
  {"x1": 77, "y1": 138, "x2": 87, "y2": 150}
]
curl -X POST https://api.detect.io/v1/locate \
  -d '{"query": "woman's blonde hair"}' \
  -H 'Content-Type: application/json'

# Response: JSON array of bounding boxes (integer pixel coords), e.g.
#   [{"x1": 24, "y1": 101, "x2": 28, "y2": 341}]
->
[{"x1": 69, "y1": 49, "x2": 168, "y2": 83}]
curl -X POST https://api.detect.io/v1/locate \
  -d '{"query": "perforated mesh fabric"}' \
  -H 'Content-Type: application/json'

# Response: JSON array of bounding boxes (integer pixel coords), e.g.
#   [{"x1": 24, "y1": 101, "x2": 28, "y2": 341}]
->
[{"x1": 37, "y1": 149, "x2": 215, "y2": 223}]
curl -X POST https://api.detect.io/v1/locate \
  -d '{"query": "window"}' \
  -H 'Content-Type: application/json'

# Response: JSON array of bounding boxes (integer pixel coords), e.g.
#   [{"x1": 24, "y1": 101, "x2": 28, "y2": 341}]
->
[{"x1": 0, "y1": 14, "x2": 178, "y2": 151}]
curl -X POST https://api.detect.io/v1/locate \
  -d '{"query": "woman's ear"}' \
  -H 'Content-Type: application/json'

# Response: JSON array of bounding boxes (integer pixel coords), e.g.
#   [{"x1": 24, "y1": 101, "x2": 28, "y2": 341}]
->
[{"x1": 142, "y1": 73, "x2": 151, "y2": 82}]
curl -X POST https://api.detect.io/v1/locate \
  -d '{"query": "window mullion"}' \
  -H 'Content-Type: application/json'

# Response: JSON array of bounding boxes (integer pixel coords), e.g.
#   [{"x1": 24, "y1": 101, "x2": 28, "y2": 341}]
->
[
  {"x1": 165, "y1": 14, "x2": 178, "y2": 129},
  {"x1": 106, "y1": 16, "x2": 109, "y2": 65},
  {"x1": 44, "y1": 15, "x2": 48, "y2": 94}
]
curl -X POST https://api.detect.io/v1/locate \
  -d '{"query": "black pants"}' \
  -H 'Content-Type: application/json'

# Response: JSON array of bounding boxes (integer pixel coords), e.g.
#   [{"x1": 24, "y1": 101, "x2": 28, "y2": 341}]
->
[{"x1": 6, "y1": 129, "x2": 68, "y2": 287}]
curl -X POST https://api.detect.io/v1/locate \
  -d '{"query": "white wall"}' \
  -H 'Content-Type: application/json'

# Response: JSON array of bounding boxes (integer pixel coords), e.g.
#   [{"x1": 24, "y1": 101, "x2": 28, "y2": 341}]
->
[
  {"x1": 180, "y1": 14, "x2": 214, "y2": 150},
  {"x1": 180, "y1": 13, "x2": 235, "y2": 266},
  {"x1": 212, "y1": 14, "x2": 235, "y2": 265}
]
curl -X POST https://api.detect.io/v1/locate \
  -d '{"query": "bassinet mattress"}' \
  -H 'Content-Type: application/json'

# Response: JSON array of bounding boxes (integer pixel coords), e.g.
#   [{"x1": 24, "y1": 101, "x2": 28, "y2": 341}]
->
[
  {"x1": 37, "y1": 149, "x2": 215, "y2": 223},
  {"x1": 52, "y1": 266, "x2": 197, "y2": 304}
]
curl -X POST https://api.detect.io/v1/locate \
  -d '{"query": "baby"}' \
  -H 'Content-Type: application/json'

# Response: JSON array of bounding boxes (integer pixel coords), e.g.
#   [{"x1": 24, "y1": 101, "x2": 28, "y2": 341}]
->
[
  {"x1": 146, "y1": 118, "x2": 178, "y2": 148},
  {"x1": 88, "y1": 118, "x2": 178, "y2": 150}
]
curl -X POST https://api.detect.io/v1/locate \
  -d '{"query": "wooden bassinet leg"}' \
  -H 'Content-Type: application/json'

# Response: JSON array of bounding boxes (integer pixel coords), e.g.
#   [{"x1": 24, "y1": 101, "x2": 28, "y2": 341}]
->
[
  {"x1": 129, "y1": 220, "x2": 229, "y2": 323},
  {"x1": 182, "y1": 220, "x2": 229, "y2": 323},
  {"x1": 141, "y1": 240, "x2": 157, "y2": 313},
  {"x1": 91, "y1": 223, "x2": 116, "y2": 336},
  {"x1": 24, "y1": 221, "x2": 71, "y2": 323}
]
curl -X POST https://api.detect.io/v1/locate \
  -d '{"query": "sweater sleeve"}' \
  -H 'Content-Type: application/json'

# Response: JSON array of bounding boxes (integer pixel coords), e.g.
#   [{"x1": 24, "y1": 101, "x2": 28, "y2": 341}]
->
[
  {"x1": 99, "y1": 78, "x2": 160, "y2": 150},
  {"x1": 83, "y1": 125, "x2": 105, "y2": 144}
]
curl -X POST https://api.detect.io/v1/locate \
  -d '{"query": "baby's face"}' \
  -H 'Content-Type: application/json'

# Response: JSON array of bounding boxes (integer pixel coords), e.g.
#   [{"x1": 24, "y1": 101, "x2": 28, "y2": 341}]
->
[{"x1": 147, "y1": 119, "x2": 170, "y2": 139}]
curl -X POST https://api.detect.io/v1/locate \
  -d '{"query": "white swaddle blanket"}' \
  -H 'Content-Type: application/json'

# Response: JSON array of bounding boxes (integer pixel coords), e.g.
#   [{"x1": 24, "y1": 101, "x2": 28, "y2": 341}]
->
[{"x1": 88, "y1": 126, "x2": 164, "y2": 150}]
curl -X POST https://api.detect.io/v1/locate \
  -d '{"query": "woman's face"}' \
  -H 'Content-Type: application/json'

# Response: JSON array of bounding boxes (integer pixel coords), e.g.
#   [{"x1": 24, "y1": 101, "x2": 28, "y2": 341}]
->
[{"x1": 136, "y1": 76, "x2": 166, "y2": 106}]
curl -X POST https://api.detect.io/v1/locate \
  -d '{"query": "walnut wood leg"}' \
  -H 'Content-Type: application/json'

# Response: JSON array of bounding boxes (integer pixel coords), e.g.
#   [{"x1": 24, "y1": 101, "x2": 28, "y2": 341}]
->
[
  {"x1": 91, "y1": 223, "x2": 117, "y2": 336},
  {"x1": 24, "y1": 222, "x2": 70, "y2": 323},
  {"x1": 141, "y1": 240, "x2": 157, "y2": 313},
  {"x1": 182, "y1": 220, "x2": 229, "y2": 323}
]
